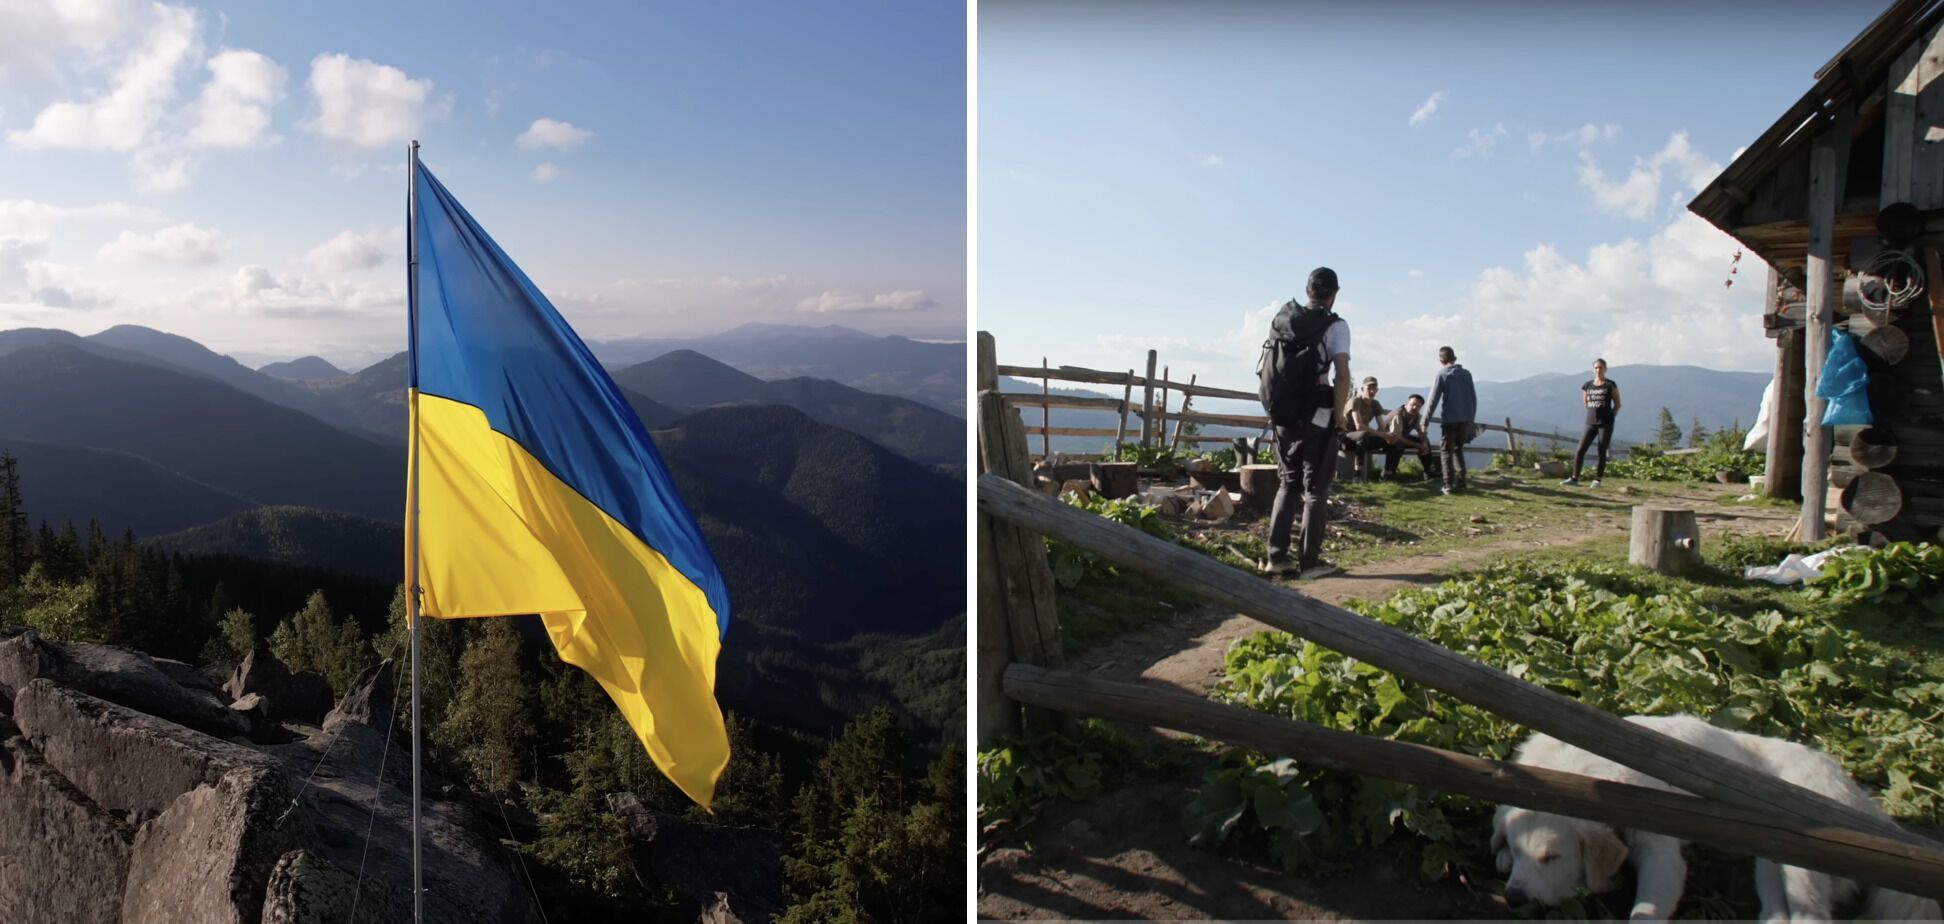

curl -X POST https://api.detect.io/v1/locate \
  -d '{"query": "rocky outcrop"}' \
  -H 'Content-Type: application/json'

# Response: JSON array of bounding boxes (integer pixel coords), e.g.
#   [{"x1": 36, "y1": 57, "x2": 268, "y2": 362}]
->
[
  {"x1": 0, "y1": 632, "x2": 539, "y2": 924},
  {"x1": 610, "y1": 793, "x2": 785, "y2": 924},
  {"x1": 225, "y1": 648, "x2": 333, "y2": 726},
  {"x1": 0, "y1": 630, "x2": 248, "y2": 740}
]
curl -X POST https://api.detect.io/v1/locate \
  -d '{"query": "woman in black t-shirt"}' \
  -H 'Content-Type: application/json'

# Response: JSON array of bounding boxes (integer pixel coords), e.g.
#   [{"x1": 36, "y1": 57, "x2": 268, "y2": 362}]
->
[{"x1": 1563, "y1": 358, "x2": 1620, "y2": 487}]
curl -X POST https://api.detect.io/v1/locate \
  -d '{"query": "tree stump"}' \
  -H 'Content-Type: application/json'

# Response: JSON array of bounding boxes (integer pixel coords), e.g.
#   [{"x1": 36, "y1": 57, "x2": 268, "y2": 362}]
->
[
  {"x1": 1239, "y1": 464, "x2": 1280, "y2": 512},
  {"x1": 1841, "y1": 472, "x2": 1904, "y2": 526},
  {"x1": 1849, "y1": 427, "x2": 1898, "y2": 470},
  {"x1": 1629, "y1": 506, "x2": 1701, "y2": 576},
  {"x1": 1089, "y1": 462, "x2": 1138, "y2": 499}
]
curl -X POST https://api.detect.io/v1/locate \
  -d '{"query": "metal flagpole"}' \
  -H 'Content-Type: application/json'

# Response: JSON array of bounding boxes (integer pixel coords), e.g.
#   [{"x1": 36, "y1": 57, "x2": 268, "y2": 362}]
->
[{"x1": 406, "y1": 138, "x2": 424, "y2": 924}]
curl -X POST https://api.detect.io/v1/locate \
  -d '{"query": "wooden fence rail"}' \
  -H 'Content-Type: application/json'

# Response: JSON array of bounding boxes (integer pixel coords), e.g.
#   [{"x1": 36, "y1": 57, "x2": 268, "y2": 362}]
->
[
  {"x1": 1004, "y1": 663, "x2": 1944, "y2": 898},
  {"x1": 976, "y1": 472, "x2": 1944, "y2": 886}
]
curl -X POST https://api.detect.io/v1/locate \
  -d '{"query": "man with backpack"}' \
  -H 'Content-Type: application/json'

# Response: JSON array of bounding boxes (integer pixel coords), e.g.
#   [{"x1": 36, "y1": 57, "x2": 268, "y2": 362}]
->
[
  {"x1": 1424, "y1": 345, "x2": 1478, "y2": 495},
  {"x1": 1255, "y1": 267, "x2": 1351, "y2": 579}
]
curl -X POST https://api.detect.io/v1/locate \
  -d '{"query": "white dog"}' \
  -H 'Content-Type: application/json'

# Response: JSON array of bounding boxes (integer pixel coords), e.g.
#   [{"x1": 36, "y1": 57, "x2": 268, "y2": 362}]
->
[{"x1": 1491, "y1": 714, "x2": 1941, "y2": 923}]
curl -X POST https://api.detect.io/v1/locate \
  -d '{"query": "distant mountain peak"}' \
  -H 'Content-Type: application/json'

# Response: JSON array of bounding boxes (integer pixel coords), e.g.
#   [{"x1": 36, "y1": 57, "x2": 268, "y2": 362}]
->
[{"x1": 259, "y1": 355, "x2": 347, "y2": 382}]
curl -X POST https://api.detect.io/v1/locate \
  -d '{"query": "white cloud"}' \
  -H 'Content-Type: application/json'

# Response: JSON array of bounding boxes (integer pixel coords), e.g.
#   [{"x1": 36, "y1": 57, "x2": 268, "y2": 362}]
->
[
  {"x1": 516, "y1": 117, "x2": 592, "y2": 152},
  {"x1": 1453, "y1": 122, "x2": 1506, "y2": 158},
  {"x1": 186, "y1": 48, "x2": 286, "y2": 147},
  {"x1": 0, "y1": 199, "x2": 161, "y2": 234},
  {"x1": 1409, "y1": 90, "x2": 1446, "y2": 127},
  {"x1": 0, "y1": 0, "x2": 147, "y2": 82},
  {"x1": 1578, "y1": 131, "x2": 1720, "y2": 221},
  {"x1": 1530, "y1": 123, "x2": 1622, "y2": 152},
  {"x1": 304, "y1": 53, "x2": 437, "y2": 148},
  {"x1": 0, "y1": 234, "x2": 112, "y2": 312},
  {"x1": 531, "y1": 162, "x2": 559, "y2": 183},
  {"x1": 1200, "y1": 154, "x2": 1224, "y2": 167},
  {"x1": 97, "y1": 222, "x2": 222, "y2": 263},
  {"x1": 305, "y1": 229, "x2": 388, "y2": 273},
  {"x1": 1408, "y1": 268, "x2": 1424, "y2": 278},
  {"x1": 190, "y1": 264, "x2": 402, "y2": 318},
  {"x1": 796, "y1": 289, "x2": 934, "y2": 313},
  {"x1": 7, "y1": 3, "x2": 202, "y2": 151},
  {"x1": 131, "y1": 147, "x2": 190, "y2": 192}
]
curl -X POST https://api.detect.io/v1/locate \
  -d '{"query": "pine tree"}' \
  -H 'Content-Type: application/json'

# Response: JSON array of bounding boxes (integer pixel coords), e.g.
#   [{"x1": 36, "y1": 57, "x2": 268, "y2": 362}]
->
[
  {"x1": 268, "y1": 591, "x2": 372, "y2": 695},
  {"x1": 1688, "y1": 417, "x2": 1709, "y2": 448},
  {"x1": 0, "y1": 452, "x2": 29, "y2": 586},
  {"x1": 1655, "y1": 407, "x2": 1682, "y2": 448},
  {"x1": 437, "y1": 618, "x2": 536, "y2": 794},
  {"x1": 378, "y1": 584, "x2": 461, "y2": 732}
]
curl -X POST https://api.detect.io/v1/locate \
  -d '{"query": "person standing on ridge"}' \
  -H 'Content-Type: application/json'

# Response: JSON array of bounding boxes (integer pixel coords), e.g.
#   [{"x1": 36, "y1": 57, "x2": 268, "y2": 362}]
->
[
  {"x1": 1423, "y1": 345, "x2": 1477, "y2": 495},
  {"x1": 1255, "y1": 267, "x2": 1351, "y2": 580},
  {"x1": 1563, "y1": 358, "x2": 1621, "y2": 487}
]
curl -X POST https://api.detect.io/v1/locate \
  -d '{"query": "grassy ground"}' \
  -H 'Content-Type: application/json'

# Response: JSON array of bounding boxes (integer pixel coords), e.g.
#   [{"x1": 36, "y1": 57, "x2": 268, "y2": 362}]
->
[{"x1": 1055, "y1": 468, "x2": 1778, "y2": 653}]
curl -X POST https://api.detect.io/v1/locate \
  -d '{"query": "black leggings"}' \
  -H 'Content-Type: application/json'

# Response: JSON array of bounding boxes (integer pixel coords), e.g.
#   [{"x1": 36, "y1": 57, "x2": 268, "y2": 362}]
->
[{"x1": 1574, "y1": 419, "x2": 1614, "y2": 479}]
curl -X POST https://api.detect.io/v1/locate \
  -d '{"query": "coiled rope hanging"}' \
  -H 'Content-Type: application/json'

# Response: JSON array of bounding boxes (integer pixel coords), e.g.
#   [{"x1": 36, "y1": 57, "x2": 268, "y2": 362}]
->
[{"x1": 1856, "y1": 247, "x2": 1925, "y2": 312}]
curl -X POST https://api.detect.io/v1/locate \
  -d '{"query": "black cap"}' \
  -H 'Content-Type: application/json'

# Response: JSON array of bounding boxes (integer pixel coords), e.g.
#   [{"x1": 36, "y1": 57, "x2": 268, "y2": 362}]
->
[{"x1": 1308, "y1": 266, "x2": 1339, "y2": 295}]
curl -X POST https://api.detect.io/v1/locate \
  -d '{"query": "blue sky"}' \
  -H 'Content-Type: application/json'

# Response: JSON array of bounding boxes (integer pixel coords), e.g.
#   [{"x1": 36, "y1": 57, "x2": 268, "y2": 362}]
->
[
  {"x1": 979, "y1": 0, "x2": 1882, "y2": 401},
  {"x1": 0, "y1": 0, "x2": 964, "y2": 370}
]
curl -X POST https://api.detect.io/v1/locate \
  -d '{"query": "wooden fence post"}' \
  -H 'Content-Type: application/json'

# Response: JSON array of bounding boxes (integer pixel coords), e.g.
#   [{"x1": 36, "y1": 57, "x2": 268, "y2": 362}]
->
[
  {"x1": 1115, "y1": 371, "x2": 1134, "y2": 460},
  {"x1": 977, "y1": 391, "x2": 1067, "y2": 743},
  {"x1": 1504, "y1": 417, "x2": 1517, "y2": 453},
  {"x1": 1041, "y1": 357, "x2": 1051, "y2": 460},
  {"x1": 1141, "y1": 350, "x2": 1158, "y2": 446},
  {"x1": 977, "y1": 330, "x2": 998, "y2": 392},
  {"x1": 1171, "y1": 374, "x2": 1198, "y2": 451}
]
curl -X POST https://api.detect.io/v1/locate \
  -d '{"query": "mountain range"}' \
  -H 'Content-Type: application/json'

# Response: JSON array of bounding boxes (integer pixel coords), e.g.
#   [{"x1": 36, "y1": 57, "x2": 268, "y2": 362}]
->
[
  {"x1": 1003, "y1": 364, "x2": 1771, "y2": 454},
  {"x1": 589, "y1": 323, "x2": 965, "y2": 415},
  {"x1": 0, "y1": 323, "x2": 964, "y2": 739}
]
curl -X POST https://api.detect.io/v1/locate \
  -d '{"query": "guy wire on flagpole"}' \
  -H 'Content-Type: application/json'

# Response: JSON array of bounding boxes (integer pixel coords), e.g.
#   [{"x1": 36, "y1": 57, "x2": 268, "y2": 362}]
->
[{"x1": 406, "y1": 138, "x2": 425, "y2": 924}]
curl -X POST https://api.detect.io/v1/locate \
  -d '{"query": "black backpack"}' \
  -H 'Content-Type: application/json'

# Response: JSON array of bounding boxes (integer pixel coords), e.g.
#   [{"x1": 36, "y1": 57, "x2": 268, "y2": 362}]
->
[{"x1": 1257, "y1": 300, "x2": 1339, "y2": 428}]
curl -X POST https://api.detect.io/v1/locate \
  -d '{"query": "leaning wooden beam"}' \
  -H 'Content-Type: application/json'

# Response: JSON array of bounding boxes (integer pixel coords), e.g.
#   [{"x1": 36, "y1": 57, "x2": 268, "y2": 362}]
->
[
  {"x1": 975, "y1": 473, "x2": 1939, "y2": 850},
  {"x1": 1170, "y1": 374, "x2": 1197, "y2": 452},
  {"x1": 1005, "y1": 664, "x2": 1944, "y2": 897},
  {"x1": 1801, "y1": 103, "x2": 1853, "y2": 541}
]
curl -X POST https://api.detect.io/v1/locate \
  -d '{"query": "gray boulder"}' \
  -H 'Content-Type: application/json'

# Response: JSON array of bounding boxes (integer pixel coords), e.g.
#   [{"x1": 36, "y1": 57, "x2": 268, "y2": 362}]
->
[
  {"x1": 323, "y1": 659, "x2": 397, "y2": 733},
  {"x1": 225, "y1": 647, "x2": 333, "y2": 725},
  {"x1": 0, "y1": 631, "x2": 248, "y2": 740}
]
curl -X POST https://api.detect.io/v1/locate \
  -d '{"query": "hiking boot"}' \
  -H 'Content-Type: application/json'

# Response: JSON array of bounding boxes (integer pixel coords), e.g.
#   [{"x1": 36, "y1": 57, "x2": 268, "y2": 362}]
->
[
  {"x1": 1590, "y1": 479, "x2": 1602, "y2": 488},
  {"x1": 1560, "y1": 476, "x2": 1579, "y2": 486},
  {"x1": 1297, "y1": 559, "x2": 1340, "y2": 580},
  {"x1": 1441, "y1": 485, "x2": 1453, "y2": 496},
  {"x1": 1258, "y1": 557, "x2": 1296, "y2": 577}
]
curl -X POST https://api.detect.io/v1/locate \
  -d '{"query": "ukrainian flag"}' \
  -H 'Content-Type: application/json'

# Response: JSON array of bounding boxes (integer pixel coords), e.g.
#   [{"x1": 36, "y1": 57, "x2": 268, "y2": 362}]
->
[{"x1": 406, "y1": 160, "x2": 731, "y2": 806}]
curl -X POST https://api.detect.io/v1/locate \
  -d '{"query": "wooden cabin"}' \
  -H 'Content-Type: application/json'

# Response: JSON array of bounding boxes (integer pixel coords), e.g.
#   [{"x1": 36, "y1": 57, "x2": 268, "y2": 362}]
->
[{"x1": 1689, "y1": 0, "x2": 1944, "y2": 543}]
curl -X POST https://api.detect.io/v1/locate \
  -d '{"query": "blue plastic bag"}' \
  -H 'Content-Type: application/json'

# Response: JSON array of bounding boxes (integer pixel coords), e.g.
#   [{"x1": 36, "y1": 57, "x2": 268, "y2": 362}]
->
[{"x1": 1817, "y1": 329, "x2": 1872, "y2": 426}]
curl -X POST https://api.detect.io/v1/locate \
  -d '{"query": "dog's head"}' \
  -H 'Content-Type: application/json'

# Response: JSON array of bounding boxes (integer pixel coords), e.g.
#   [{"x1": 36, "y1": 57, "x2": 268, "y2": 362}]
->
[{"x1": 1491, "y1": 805, "x2": 1630, "y2": 907}]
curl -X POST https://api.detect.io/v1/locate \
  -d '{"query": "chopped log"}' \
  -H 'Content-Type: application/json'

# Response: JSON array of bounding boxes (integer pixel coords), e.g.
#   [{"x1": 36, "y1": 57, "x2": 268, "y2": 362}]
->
[
  {"x1": 1850, "y1": 427, "x2": 1899, "y2": 470},
  {"x1": 1832, "y1": 465, "x2": 1860, "y2": 489},
  {"x1": 1860, "y1": 325, "x2": 1911, "y2": 366},
  {"x1": 1056, "y1": 479, "x2": 1092, "y2": 504},
  {"x1": 1841, "y1": 471, "x2": 1905, "y2": 526},
  {"x1": 1188, "y1": 469, "x2": 1242, "y2": 493},
  {"x1": 1089, "y1": 461, "x2": 1138, "y2": 500},
  {"x1": 1239, "y1": 464, "x2": 1280, "y2": 513},
  {"x1": 1629, "y1": 506, "x2": 1701, "y2": 576}
]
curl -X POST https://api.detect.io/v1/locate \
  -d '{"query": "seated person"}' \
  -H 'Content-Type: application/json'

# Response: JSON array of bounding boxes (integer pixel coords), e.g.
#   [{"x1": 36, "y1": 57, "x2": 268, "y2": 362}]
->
[
  {"x1": 1383, "y1": 394, "x2": 1439, "y2": 480},
  {"x1": 1341, "y1": 377, "x2": 1389, "y2": 482}
]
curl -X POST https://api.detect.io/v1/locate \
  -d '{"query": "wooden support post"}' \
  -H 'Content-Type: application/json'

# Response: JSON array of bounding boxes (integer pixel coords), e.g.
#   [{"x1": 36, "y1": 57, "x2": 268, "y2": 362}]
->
[
  {"x1": 1801, "y1": 103, "x2": 1852, "y2": 541},
  {"x1": 1769, "y1": 323, "x2": 1807, "y2": 502},
  {"x1": 1114, "y1": 371, "x2": 1133, "y2": 460},
  {"x1": 977, "y1": 395, "x2": 1067, "y2": 741},
  {"x1": 1040, "y1": 357, "x2": 1051, "y2": 461},
  {"x1": 975, "y1": 474, "x2": 1938, "y2": 850},
  {"x1": 1504, "y1": 417, "x2": 1517, "y2": 453},
  {"x1": 1170, "y1": 374, "x2": 1197, "y2": 451},
  {"x1": 1927, "y1": 248, "x2": 1944, "y2": 395},
  {"x1": 1629, "y1": 506, "x2": 1701, "y2": 576},
  {"x1": 1157, "y1": 365, "x2": 1171, "y2": 452},
  {"x1": 1002, "y1": 664, "x2": 1944, "y2": 898},
  {"x1": 976, "y1": 330, "x2": 998, "y2": 392},
  {"x1": 1141, "y1": 350, "x2": 1158, "y2": 446}
]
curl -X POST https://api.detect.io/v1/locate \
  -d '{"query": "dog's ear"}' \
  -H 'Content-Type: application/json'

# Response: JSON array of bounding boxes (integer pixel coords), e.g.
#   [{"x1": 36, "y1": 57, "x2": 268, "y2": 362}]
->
[
  {"x1": 1580, "y1": 826, "x2": 1629, "y2": 893},
  {"x1": 1491, "y1": 806, "x2": 1512, "y2": 873}
]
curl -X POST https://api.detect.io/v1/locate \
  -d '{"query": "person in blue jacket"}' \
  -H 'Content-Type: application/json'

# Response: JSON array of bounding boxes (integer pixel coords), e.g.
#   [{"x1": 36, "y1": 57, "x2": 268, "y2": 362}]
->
[{"x1": 1424, "y1": 345, "x2": 1477, "y2": 495}]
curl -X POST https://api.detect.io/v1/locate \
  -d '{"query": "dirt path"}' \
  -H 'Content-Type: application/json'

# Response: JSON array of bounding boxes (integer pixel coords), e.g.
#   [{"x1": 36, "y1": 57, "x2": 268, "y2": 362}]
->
[{"x1": 979, "y1": 482, "x2": 1797, "y2": 922}]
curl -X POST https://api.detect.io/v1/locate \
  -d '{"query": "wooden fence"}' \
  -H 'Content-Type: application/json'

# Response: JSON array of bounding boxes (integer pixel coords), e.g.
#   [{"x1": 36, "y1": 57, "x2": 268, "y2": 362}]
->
[
  {"x1": 980, "y1": 332, "x2": 1565, "y2": 460},
  {"x1": 975, "y1": 387, "x2": 1944, "y2": 898}
]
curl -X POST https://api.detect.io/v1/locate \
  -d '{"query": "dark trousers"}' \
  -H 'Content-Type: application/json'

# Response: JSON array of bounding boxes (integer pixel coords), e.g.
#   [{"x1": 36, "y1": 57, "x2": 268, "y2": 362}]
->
[
  {"x1": 1440, "y1": 422, "x2": 1470, "y2": 489},
  {"x1": 1267, "y1": 422, "x2": 1337, "y2": 565},
  {"x1": 1342, "y1": 431, "x2": 1385, "y2": 480},
  {"x1": 1574, "y1": 419, "x2": 1614, "y2": 479},
  {"x1": 1384, "y1": 440, "x2": 1439, "y2": 478}
]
